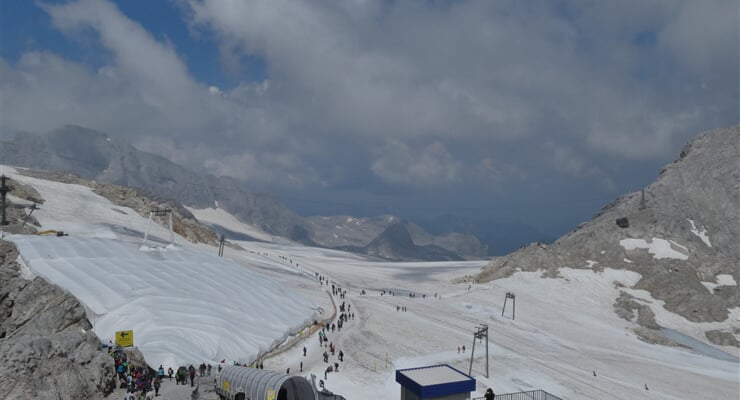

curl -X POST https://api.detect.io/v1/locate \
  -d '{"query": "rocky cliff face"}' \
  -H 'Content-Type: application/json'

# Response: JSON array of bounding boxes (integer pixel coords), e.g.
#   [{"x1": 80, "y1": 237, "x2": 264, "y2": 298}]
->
[
  {"x1": 0, "y1": 240, "x2": 116, "y2": 400},
  {"x1": 473, "y1": 125, "x2": 740, "y2": 346}
]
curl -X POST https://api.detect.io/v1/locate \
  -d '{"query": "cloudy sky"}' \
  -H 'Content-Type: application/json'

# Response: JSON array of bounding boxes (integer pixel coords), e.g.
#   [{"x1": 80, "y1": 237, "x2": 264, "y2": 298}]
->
[{"x1": 1, "y1": 0, "x2": 737, "y2": 244}]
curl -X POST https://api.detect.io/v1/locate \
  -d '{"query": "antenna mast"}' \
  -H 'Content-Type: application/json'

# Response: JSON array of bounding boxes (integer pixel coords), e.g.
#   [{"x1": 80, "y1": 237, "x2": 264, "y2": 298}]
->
[{"x1": 0, "y1": 176, "x2": 10, "y2": 226}]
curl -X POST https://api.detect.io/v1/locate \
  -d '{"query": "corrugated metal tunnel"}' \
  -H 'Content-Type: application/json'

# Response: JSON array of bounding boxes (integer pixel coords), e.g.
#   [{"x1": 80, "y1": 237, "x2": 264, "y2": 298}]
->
[{"x1": 215, "y1": 365, "x2": 316, "y2": 400}]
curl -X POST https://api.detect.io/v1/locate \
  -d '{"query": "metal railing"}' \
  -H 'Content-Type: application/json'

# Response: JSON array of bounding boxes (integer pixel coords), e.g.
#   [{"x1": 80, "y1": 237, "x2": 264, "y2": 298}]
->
[{"x1": 473, "y1": 389, "x2": 563, "y2": 400}]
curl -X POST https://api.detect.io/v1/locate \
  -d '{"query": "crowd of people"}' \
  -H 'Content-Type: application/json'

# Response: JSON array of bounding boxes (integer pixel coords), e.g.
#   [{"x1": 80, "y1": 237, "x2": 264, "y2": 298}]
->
[
  {"x1": 107, "y1": 340, "x2": 219, "y2": 399},
  {"x1": 109, "y1": 345, "x2": 162, "y2": 399}
]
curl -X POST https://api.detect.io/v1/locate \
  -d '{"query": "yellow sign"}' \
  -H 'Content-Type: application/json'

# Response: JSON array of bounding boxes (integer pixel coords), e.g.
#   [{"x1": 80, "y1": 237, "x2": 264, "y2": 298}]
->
[
  {"x1": 223, "y1": 380, "x2": 230, "y2": 392},
  {"x1": 267, "y1": 389, "x2": 275, "y2": 400},
  {"x1": 115, "y1": 330, "x2": 134, "y2": 347}
]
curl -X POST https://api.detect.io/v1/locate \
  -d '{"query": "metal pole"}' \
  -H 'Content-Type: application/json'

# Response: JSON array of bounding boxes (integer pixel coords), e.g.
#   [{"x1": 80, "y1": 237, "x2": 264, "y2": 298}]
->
[
  {"x1": 501, "y1": 296, "x2": 507, "y2": 317},
  {"x1": 142, "y1": 212, "x2": 153, "y2": 246},
  {"x1": 168, "y1": 211, "x2": 174, "y2": 244},
  {"x1": 468, "y1": 332, "x2": 477, "y2": 376},
  {"x1": 512, "y1": 296, "x2": 516, "y2": 320},
  {"x1": 485, "y1": 326, "x2": 489, "y2": 378}
]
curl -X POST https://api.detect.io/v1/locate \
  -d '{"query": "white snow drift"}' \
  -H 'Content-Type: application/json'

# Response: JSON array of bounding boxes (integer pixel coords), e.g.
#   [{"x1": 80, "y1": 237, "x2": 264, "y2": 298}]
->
[{"x1": 619, "y1": 237, "x2": 689, "y2": 260}]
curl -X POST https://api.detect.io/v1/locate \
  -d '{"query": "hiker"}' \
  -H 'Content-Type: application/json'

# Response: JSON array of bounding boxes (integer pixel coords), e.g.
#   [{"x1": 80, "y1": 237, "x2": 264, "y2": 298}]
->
[
  {"x1": 167, "y1": 367, "x2": 173, "y2": 381},
  {"x1": 188, "y1": 365, "x2": 196, "y2": 387},
  {"x1": 334, "y1": 362, "x2": 339, "y2": 372},
  {"x1": 338, "y1": 350, "x2": 344, "y2": 362},
  {"x1": 153, "y1": 377, "x2": 161, "y2": 397},
  {"x1": 485, "y1": 388, "x2": 495, "y2": 400},
  {"x1": 157, "y1": 365, "x2": 164, "y2": 380},
  {"x1": 303, "y1": 346, "x2": 307, "y2": 357},
  {"x1": 462, "y1": 345, "x2": 466, "y2": 353},
  {"x1": 300, "y1": 361, "x2": 303, "y2": 372},
  {"x1": 207, "y1": 364, "x2": 212, "y2": 376}
]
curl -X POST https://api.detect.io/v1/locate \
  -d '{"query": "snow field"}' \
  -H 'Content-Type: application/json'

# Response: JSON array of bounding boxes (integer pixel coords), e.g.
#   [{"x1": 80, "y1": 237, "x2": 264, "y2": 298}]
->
[{"x1": 4, "y1": 166, "x2": 738, "y2": 400}]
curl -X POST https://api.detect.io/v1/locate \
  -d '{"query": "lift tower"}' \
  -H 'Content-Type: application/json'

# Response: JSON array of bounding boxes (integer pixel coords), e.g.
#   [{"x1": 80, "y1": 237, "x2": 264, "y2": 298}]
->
[{"x1": 468, "y1": 324, "x2": 490, "y2": 378}]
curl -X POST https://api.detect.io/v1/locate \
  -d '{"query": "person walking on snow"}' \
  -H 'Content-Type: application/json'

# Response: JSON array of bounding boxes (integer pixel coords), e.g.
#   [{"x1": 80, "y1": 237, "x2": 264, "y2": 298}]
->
[
  {"x1": 188, "y1": 365, "x2": 196, "y2": 387},
  {"x1": 485, "y1": 388, "x2": 495, "y2": 400}
]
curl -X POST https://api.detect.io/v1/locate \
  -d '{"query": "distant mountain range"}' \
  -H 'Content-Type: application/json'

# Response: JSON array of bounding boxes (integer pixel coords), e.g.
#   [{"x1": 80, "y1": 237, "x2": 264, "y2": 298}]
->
[
  {"x1": 473, "y1": 124, "x2": 740, "y2": 348},
  {"x1": 1, "y1": 125, "x2": 486, "y2": 260}
]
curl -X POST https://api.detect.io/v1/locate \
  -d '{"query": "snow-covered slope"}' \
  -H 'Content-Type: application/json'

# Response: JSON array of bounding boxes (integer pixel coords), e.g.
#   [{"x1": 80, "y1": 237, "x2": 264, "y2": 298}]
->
[
  {"x1": 186, "y1": 205, "x2": 277, "y2": 243},
  {"x1": 2, "y1": 165, "x2": 319, "y2": 370}
]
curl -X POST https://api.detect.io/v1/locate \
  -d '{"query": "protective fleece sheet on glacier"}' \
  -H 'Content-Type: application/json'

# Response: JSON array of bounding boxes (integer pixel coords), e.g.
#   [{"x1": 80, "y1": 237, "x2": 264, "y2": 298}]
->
[{"x1": 10, "y1": 234, "x2": 316, "y2": 369}]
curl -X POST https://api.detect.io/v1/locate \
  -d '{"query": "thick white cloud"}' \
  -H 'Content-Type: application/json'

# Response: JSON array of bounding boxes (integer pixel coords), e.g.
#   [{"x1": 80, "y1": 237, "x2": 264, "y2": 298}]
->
[
  {"x1": 0, "y1": 0, "x2": 736, "y2": 194},
  {"x1": 371, "y1": 141, "x2": 462, "y2": 187}
]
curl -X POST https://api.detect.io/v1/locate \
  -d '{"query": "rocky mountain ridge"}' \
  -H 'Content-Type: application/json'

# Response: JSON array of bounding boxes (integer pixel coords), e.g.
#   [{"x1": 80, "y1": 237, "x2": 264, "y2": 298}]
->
[
  {"x1": 472, "y1": 125, "x2": 740, "y2": 347},
  {"x1": 2, "y1": 125, "x2": 485, "y2": 260},
  {"x1": 336, "y1": 221, "x2": 466, "y2": 261},
  {"x1": 305, "y1": 215, "x2": 487, "y2": 260}
]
